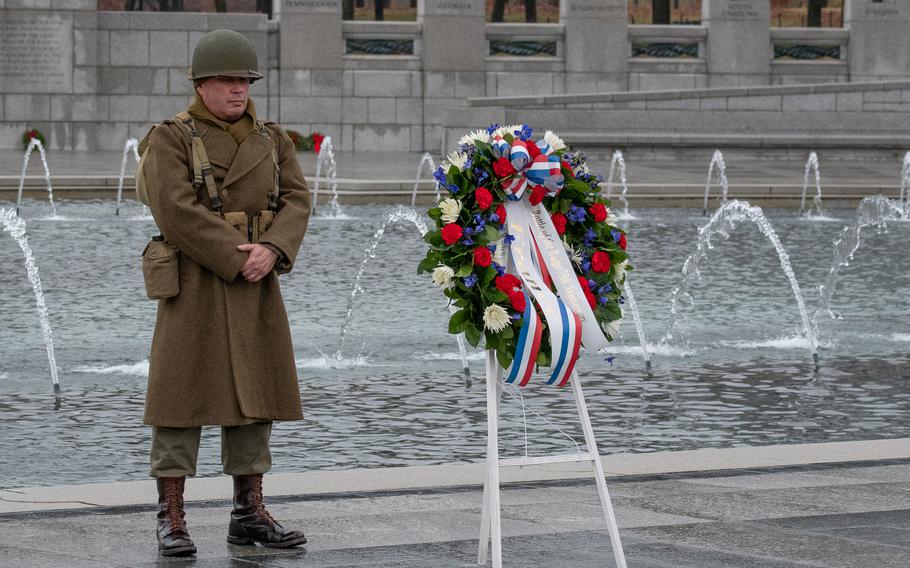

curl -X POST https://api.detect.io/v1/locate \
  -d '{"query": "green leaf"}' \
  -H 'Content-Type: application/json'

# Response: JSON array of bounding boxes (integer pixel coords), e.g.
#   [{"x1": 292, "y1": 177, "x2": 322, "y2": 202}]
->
[
  {"x1": 454, "y1": 298, "x2": 469, "y2": 308},
  {"x1": 499, "y1": 325, "x2": 514, "y2": 340},
  {"x1": 480, "y1": 266, "x2": 497, "y2": 287},
  {"x1": 427, "y1": 208, "x2": 442, "y2": 222},
  {"x1": 455, "y1": 264, "x2": 473, "y2": 277},
  {"x1": 602, "y1": 302, "x2": 622, "y2": 320},
  {"x1": 488, "y1": 289, "x2": 508, "y2": 303},
  {"x1": 417, "y1": 255, "x2": 439, "y2": 273},
  {"x1": 464, "y1": 324, "x2": 482, "y2": 347},
  {"x1": 484, "y1": 332, "x2": 500, "y2": 350},
  {"x1": 496, "y1": 348, "x2": 514, "y2": 370},
  {"x1": 448, "y1": 309, "x2": 469, "y2": 334},
  {"x1": 424, "y1": 231, "x2": 443, "y2": 247}
]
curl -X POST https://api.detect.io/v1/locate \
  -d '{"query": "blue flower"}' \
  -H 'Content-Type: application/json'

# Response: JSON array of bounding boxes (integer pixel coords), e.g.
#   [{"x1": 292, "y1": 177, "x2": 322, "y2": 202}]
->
[
  {"x1": 462, "y1": 237, "x2": 474, "y2": 246},
  {"x1": 583, "y1": 228, "x2": 596, "y2": 248},
  {"x1": 475, "y1": 169, "x2": 490, "y2": 184},
  {"x1": 473, "y1": 213, "x2": 484, "y2": 224},
  {"x1": 604, "y1": 355, "x2": 615, "y2": 366},
  {"x1": 487, "y1": 244, "x2": 497, "y2": 253},
  {"x1": 464, "y1": 274, "x2": 478, "y2": 287},
  {"x1": 433, "y1": 167, "x2": 447, "y2": 185},
  {"x1": 486, "y1": 123, "x2": 500, "y2": 135},
  {"x1": 515, "y1": 124, "x2": 533, "y2": 141},
  {"x1": 446, "y1": 183, "x2": 459, "y2": 194},
  {"x1": 582, "y1": 260, "x2": 591, "y2": 273},
  {"x1": 489, "y1": 213, "x2": 500, "y2": 223},
  {"x1": 598, "y1": 284, "x2": 613, "y2": 295},
  {"x1": 464, "y1": 157, "x2": 473, "y2": 171},
  {"x1": 618, "y1": 295, "x2": 625, "y2": 305},
  {"x1": 492, "y1": 262, "x2": 506, "y2": 277},
  {"x1": 611, "y1": 229, "x2": 622, "y2": 242},
  {"x1": 568, "y1": 205, "x2": 587, "y2": 223},
  {"x1": 587, "y1": 279, "x2": 596, "y2": 289},
  {"x1": 504, "y1": 233, "x2": 515, "y2": 245},
  {"x1": 511, "y1": 313, "x2": 522, "y2": 320},
  {"x1": 463, "y1": 226, "x2": 474, "y2": 236},
  {"x1": 598, "y1": 295, "x2": 610, "y2": 305}
]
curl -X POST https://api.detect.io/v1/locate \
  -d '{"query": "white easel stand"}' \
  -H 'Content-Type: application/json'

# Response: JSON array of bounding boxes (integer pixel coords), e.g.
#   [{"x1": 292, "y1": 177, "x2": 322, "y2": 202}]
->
[{"x1": 477, "y1": 350, "x2": 628, "y2": 568}]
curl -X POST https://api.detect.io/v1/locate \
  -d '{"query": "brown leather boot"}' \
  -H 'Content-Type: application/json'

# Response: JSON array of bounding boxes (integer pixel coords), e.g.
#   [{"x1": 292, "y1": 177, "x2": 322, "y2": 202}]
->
[
  {"x1": 156, "y1": 477, "x2": 197, "y2": 557},
  {"x1": 227, "y1": 474, "x2": 307, "y2": 548}
]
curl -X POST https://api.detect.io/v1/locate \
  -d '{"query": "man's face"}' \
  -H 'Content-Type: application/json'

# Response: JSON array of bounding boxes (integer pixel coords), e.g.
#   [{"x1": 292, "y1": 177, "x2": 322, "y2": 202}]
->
[{"x1": 196, "y1": 76, "x2": 250, "y2": 122}]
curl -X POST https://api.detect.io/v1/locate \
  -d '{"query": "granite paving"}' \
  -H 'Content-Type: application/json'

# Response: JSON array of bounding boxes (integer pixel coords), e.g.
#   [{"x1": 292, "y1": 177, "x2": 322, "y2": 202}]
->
[{"x1": 1, "y1": 460, "x2": 908, "y2": 567}]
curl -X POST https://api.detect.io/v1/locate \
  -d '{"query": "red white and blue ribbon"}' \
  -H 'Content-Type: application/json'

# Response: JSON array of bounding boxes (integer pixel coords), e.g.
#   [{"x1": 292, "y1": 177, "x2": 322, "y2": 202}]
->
[{"x1": 504, "y1": 199, "x2": 607, "y2": 387}]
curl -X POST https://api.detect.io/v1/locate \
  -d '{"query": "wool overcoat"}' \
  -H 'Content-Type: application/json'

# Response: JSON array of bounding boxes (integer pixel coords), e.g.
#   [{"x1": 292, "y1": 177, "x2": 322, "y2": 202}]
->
[{"x1": 141, "y1": 108, "x2": 311, "y2": 427}]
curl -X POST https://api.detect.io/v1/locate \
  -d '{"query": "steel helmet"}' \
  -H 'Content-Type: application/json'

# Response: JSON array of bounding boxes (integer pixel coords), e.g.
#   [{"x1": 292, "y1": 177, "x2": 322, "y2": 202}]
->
[{"x1": 189, "y1": 29, "x2": 263, "y2": 83}]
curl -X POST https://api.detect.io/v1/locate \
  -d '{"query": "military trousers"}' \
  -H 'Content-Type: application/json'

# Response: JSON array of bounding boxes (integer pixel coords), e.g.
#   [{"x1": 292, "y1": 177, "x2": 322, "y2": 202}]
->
[{"x1": 149, "y1": 422, "x2": 272, "y2": 478}]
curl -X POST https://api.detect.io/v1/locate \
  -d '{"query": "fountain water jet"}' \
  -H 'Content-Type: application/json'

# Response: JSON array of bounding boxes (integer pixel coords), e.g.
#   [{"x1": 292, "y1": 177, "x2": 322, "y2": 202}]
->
[
  {"x1": 620, "y1": 277, "x2": 651, "y2": 374},
  {"x1": 115, "y1": 138, "x2": 141, "y2": 216},
  {"x1": 800, "y1": 151, "x2": 824, "y2": 218},
  {"x1": 667, "y1": 200, "x2": 819, "y2": 368},
  {"x1": 605, "y1": 150, "x2": 630, "y2": 217},
  {"x1": 702, "y1": 149, "x2": 729, "y2": 216},
  {"x1": 814, "y1": 195, "x2": 907, "y2": 324},
  {"x1": 1, "y1": 208, "x2": 61, "y2": 406},
  {"x1": 333, "y1": 206, "x2": 470, "y2": 376},
  {"x1": 16, "y1": 138, "x2": 57, "y2": 217},
  {"x1": 411, "y1": 152, "x2": 438, "y2": 207},
  {"x1": 312, "y1": 136, "x2": 341, "y2": 217},
  {"x1": 900, "y1": 151, "x2": 910, "y2": 212}
]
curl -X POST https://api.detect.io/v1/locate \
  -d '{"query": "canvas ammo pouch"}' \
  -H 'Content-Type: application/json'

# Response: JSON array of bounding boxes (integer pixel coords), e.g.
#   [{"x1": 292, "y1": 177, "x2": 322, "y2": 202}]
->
[{"x1": 142, "y1": 236, "x2": 179, "y2": 299}]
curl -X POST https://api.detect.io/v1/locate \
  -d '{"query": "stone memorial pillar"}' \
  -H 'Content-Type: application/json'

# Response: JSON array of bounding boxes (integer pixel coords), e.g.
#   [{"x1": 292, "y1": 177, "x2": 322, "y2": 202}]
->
[
  {"x1": 702, "y1": 0, "x2": 770, "y2": 87},
  {"x1": 0, "y1": 0, "x2": 95, "y2": 149},
  {"x1": 844, "y1": 0, "x2": 910, "y2": 81},
  {"x1": 279, "y1": 0, "x2": 344, "y2": 71},
  {"x1": 419, "y1": 0, "x2": 486, "y2": 72},
  {"x1": 561, "y1": 0, "x2": 628, "y2": 92}
]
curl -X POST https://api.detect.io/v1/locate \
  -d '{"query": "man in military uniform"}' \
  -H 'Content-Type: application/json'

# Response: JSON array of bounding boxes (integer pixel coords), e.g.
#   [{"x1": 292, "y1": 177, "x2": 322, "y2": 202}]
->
[{"x1": 140, "y1": 29, "x2": 311, "y2": 557}]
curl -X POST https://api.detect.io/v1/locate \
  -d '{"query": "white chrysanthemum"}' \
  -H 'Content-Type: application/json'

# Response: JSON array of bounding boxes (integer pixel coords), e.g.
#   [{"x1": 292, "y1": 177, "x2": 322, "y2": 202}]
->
[
  {"x1": 439, "y1": 197, "x2": 462, "y2": 223},
  {"x1": 458, "y1": 129, "x2": 491, "y2": 147},
  {"x1": 602, "y1": 318, "x2": 622, "y2": 339},
  {"x1": 543, "y1": 130, "x2": 566, "y2": 151},
  {"x1": 494, "y1": 124, "x2": 522, "y2": 138},
  {"x1": 438, "y1": 160, "x2": 451, "y2": 173},
  {"x1": 446, "y1": 151, "x2": 468, "y2": 170},
  {"x1": 613, "y1": 260, "x2": 629, "y2": 283},
  {"x1": 562, "y1": 237, "x2": 583, "y2": 266},
  {"x1": 432, "y1": 265, "x2": 455, "y2": 289},
  {"x1": 483, "y1": 304, "x2": 511, "y2": 333}
]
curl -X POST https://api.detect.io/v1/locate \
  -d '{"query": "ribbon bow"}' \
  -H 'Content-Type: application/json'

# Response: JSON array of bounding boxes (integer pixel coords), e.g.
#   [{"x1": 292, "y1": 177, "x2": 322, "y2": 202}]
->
[{"x1": 492, "y1": 137, "x2": 564, "y2": 201}]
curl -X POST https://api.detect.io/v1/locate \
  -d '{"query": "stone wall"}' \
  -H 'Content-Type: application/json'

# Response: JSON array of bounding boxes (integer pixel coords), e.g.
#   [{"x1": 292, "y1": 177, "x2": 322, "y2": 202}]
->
[
  {"x1": 443, "y1": 81, "x2": 910, "y2": 159},
  {"x1": 1, "y1": 0, "x2": 909, "y2": 152}
]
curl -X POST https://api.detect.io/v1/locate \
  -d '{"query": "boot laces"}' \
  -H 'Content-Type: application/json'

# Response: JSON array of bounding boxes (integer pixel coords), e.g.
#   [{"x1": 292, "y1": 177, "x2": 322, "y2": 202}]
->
[
  {"x1": 164, "y1": 480, "x2": 186, "y2": 531},
  {"x1": 252, "y1": 476, "x2": 277, "y2": 525}
]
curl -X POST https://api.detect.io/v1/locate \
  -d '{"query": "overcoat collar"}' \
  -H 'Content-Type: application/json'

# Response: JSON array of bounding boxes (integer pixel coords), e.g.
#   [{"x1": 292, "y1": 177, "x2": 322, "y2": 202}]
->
[{"x1": 186, "y1": 96, "x2": 274, "y2": 190}]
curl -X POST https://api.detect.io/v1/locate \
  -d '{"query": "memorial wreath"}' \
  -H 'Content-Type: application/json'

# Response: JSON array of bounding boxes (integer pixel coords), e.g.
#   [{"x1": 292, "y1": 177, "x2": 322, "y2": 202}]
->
[{"x1": 419, "y1": 124, "x2": 632, "y2": 386}]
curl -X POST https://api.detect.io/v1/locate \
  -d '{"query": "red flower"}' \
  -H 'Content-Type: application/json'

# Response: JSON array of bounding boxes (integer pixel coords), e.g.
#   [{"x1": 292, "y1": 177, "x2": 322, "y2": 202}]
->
[
  {"x1": 591, "y1": 251, "x2": 611, "y2": 273},
  {"x1": 527, "y1": 141, "x2": 541, "y2": 161},
  {"x1": 551, "y1": 213, "x2": 567, "y2": 235},
  {"x1": 509, "y1": 291, "x2": 526, "y2": 313},
  {"x1": 529, "y1": 184, "x2": 546, "y2": 206},
  {"x1": 473, "y1": 246, "x2": 492, "y2": 267},
  {"x1": 561, "y1": 160, "x2": 574, "y2": 178},
  {"x1": 589, "y1": 203, "x2": 607, "y2": 223},
  {"x1": 493, "y1": 157, "x2": 515, "y2": 178},
  {"x1": 578, "y1": 275, "x2": 590, "y2": 290},
  {"x1": 618, "y1": 234, "x2": 627, "y2": 250},
  {"x1": 496, "y1": 274, "x2": 522, "y2": 295},
  {"x1": 441, "y1": 223, "x2": 463, "y2": 245},
  {"x1": 496, "y1": 204, "x2": 507, "y2": 223},
  {"x1": 475, "y1": 186, "x2": 493, "y2": 210},
  {"x1": 312, "y1": 132, "x2": 324, "y2": 154}
]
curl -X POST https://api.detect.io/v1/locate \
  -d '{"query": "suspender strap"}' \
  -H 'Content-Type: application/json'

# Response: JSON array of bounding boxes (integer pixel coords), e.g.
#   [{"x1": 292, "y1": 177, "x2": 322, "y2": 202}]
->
[
  {"x1": 269, "y1": 147, "x2": 280, "y2": 212},
  {"x1": 175, "y1": 112, "x2": 223, "y2": 215}
]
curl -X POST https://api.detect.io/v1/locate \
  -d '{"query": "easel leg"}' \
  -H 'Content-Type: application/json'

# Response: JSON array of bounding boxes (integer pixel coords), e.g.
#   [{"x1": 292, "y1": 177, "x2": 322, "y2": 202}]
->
[
  {"x1": 570, "y1": 371, "x2": 628, "y2": 568},
  {"x1": 478, "y1": 350, "x2": 503, "y2": 567}
]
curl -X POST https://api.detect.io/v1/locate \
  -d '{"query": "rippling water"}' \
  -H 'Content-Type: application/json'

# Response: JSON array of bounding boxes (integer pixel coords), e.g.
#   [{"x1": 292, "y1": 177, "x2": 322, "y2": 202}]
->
[{"x1": 1, "y1": 199, "x2": 908, "y2": 488}]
